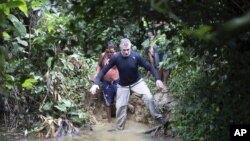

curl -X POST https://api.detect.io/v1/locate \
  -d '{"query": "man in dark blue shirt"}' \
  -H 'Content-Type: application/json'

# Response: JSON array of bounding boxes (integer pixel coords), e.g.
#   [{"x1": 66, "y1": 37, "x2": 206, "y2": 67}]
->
[{"x1": 90, "y1": 38, "x2": 167, "y2": 131}]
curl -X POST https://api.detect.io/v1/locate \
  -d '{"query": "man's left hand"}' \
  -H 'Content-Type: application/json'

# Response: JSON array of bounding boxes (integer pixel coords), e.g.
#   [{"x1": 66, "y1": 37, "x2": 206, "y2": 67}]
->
[{"x1": 89, "y1": 84, "x2": 99, "y2": 95}]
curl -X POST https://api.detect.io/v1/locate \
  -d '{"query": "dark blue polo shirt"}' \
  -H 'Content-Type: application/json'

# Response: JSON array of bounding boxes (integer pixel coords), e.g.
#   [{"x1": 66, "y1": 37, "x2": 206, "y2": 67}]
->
[{"x1": 94, "y1": 51, "x2": 160, "y2": 86}]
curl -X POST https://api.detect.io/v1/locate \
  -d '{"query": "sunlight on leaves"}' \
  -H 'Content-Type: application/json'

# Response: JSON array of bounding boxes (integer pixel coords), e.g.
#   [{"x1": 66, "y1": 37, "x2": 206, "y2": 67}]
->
[
  {"x1": 22, "y1": 78, "x2": 38, "y2": 90},
  {"x1": 18, "y1": 0, "x2": 28, "y2": 17},
  {"x1": 3, "y1": 31, "x2": 11, "y2": 39}
]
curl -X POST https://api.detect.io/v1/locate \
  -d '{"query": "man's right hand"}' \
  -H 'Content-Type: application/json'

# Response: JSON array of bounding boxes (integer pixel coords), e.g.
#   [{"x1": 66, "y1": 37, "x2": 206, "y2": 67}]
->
[{"x1": 89, "y1": 84, "x2": 99, "y2": 95}]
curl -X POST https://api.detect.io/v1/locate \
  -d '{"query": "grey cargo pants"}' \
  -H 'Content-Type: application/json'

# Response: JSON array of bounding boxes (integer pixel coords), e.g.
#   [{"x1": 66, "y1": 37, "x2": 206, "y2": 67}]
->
[{"x1": 115, "y1": 78, "x2": 163, "y2": 130}]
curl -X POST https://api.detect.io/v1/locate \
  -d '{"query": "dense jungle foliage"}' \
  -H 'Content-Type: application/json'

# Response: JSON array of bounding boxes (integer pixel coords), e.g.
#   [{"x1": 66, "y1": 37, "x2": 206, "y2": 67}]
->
[{"x1": 0, "y1": 0, "x2": 250, "y2": 140}]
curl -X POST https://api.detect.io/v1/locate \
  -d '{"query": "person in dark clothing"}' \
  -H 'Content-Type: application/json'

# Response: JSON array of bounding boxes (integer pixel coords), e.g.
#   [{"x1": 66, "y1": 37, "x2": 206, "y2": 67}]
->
[{"x1": 90, "y1": 38, "x2": 167, "y2": 131}]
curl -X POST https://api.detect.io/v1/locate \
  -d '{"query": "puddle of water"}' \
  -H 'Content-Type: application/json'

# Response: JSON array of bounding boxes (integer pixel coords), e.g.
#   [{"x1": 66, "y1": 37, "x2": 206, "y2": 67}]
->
[
  {"x1": 89, "y1": 120, "x2": 153, "y2": 141},
  {"x1": 10, "y1": 120, "x2": 175, "y2": 141},
  {"x1": 89, "y1": 120, "x2": 176, "y2": 141}
]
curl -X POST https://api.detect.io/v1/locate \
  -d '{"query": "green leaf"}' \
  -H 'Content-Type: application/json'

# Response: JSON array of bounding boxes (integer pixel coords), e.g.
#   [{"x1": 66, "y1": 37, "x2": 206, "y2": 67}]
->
[
  {"x1": 46, "y1": 57, "x2": 54, "y2": 68},
  {"x1": 141, "y1": 39, "x2": 150, "y2": 48},
  {"x1": 4, "y1": 7, "x2": 10, "y2": 15},
  {"x1": 12, "y1": 42, "x2": 25, "y2": 54},
  {"x1": 43, "y1": 101, "x2": 53, "y2": 111},
  {"x1": 78, "y1": 112, "x2": 87, "y2": 119},
  {"x1": 2, "y1": 32, "x2": 11, "y2": 39},
  {"x1": 6, "y1": 1, "x2": 23, "y2": 8},
  {"x1": 16, "y1": 37, "x2": 28, "y2": 46},
  {"x1": 67, "y1": 62, "x2": 74, "y2": 71},
  {"x1": 68, "y1": 111, "x2": 79, "y2": 116},
  {"x1": 61, "y1": 99, "x2": 73, "y2": 107},
  {"x1": 18, "y1": 0, "x2": 28, "y2": 17},
  {"x1": 31, "y1": 0, "x2": 40, "y2": 9},
  {"x1": 5, "y1": 84, "x2": 13, "y2": 90},
  {"x1": 8, "y1": 14, "x2": 27, "y2": 37},
  {"x1": 54, "y1": 104, "x2": 67, "y2": 112},
  {"x1": 47, "y1": 24, "x2": 54, "y2": 33},
  {"x1": 176, "y1": 47, "x2": 181, "y2": 56},
  {"x1": 210, "y1": 81, "x2": 216, "y2": 86},
  {"x1": 22, "y1": 78, "x2": 38, "y2": 89},
  {"x1": 31, "y1": 0, "x2": 47, "y2": 9},
  {"x1": 6, "y1": 74, "x2": 15, "y2": 81}
]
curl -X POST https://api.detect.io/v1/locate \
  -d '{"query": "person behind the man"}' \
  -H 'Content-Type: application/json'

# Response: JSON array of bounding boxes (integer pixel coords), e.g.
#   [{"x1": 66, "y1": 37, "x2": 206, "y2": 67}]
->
[
  {"x1": 90, "y1": 38, "x2": 167, "y2": 131},
  {"x1": 147, "y1": 31, "x2": 169, "y2": 92},
  {"x1": 93, "y1": 41, "x2": 119, "y2": 123}
]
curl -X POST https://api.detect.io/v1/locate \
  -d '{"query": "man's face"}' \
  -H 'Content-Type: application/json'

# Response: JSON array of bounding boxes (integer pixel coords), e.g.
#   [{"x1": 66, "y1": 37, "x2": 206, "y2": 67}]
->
[
  {"x1": 105, "y1": 48, "x2": 115, "y2": 58},
  {"x1": 120, "y1": 46, "x2": 131, "y2": 57}
]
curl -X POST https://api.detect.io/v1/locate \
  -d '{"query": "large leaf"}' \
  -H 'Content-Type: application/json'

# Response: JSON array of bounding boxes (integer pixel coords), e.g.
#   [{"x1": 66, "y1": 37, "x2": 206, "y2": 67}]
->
[
  {"x1": 17, "y1": 0, "x2": 28, "y2": 17},
  {"x1": 43, "y1": 101, "x2": 53, "y2": 111},
  {"x1": 8, "y1": 14, "x2": 27, "y2": 37},
  {"x1": 16, "y1": 37, "x2": 28, "y2": 46},
  {"x1": 54, "y1": 104, "x2": 67, "y2": 112},
  {"x1": 61, "y1": 99, "x2": 73, "y2": 107},
  {"x1": 1, "y1": 1, "x2": 27, "y2": 16}
]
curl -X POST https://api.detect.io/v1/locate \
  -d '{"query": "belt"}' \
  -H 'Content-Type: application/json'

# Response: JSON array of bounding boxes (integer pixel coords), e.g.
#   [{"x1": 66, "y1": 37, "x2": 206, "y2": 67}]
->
[
  {"x1": 118, "y1": 78, "x2": 143, "y2": 95},
  {"x1": 118, "y1": 78, "x2": 143, "y2": 88}
]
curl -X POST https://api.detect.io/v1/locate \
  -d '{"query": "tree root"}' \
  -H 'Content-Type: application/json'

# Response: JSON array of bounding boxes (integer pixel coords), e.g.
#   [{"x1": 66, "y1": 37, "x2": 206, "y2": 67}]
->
[
  {"x1": 142, "y1": 121, "x2": 170, "y2": 137},
  {"x1": 142, "y1": 125, "x2": 163, "y2": 136}
]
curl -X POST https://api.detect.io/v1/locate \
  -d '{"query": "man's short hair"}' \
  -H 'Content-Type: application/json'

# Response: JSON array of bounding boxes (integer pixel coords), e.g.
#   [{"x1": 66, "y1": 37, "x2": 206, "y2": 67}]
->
[
  {"x1": 119, "y1": 38, "x2": 131, "y2": 48},
  {"x1": 106, "y1": 41, "x2": 116, "y2": 49}
]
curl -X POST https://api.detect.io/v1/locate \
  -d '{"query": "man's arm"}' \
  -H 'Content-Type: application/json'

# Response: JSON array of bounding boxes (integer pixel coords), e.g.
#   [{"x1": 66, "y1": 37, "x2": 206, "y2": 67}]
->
[
  {"x1": 94, "y1": 55, "x2": 116, "y2": 85},
  {"x1": 90, "y1": 54, "x2": 116, "y2": 95},
  {"x1": 137, "y1": 53, "x2": 165, "y2": 90},
  {"x1": 93, "y1": 53, "x2": 104, "y2": 79},
  {"x1": 137, "y1": 53, "x2": 160, "y2": 80},
  {"x1": 148, "y1": 47, "x2": 155, "y2": 67}
]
